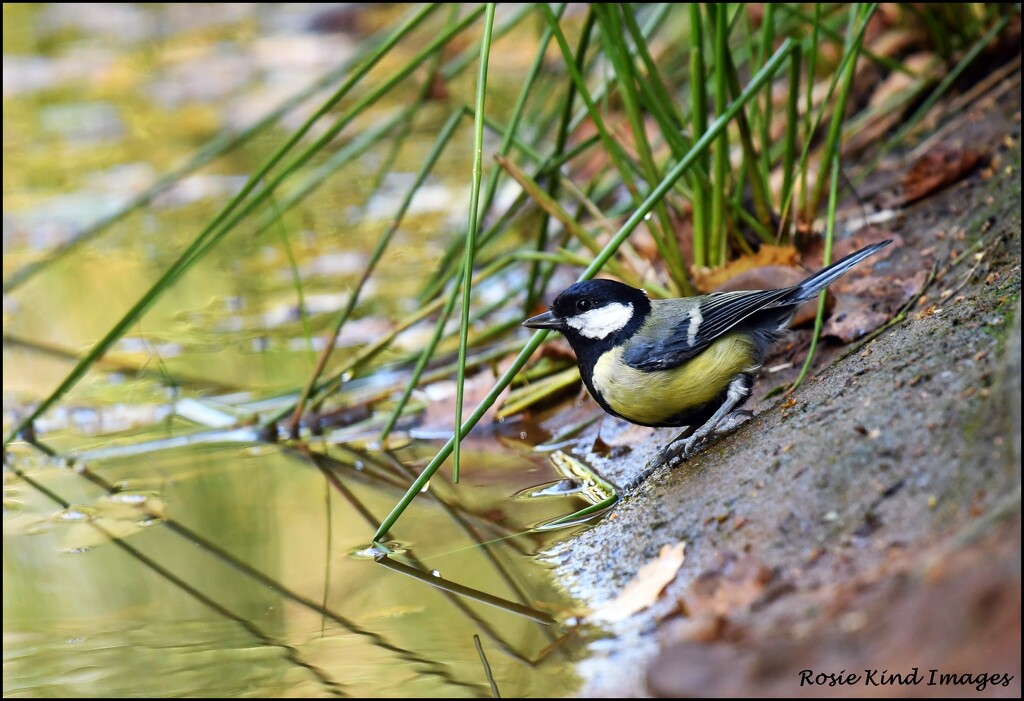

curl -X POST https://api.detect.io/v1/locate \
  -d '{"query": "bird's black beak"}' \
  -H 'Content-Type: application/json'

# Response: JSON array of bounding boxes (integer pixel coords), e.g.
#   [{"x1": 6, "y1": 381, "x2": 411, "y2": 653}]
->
[{"x1": 523, "y1": 310, "x2": 564, "y2": 330}]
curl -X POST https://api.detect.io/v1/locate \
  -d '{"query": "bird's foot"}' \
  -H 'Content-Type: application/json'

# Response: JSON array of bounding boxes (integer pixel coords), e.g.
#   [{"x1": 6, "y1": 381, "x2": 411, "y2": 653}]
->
[
  {"x1": 716, "y1": 409, "x2": 753, "y2": 434},
  {"x1": 622, "y1": 432, "x2": 707, "y2": 493},
  {"x1": 622, "y1": 409, "x2": 754, "y2": 494},
  {"x1": 622, "y1": 389, "x2": 755, "y2": 495},
  {"x1": 658, "y1": 432, "x2": 708, "y2": 467},
  {"x1": 655, "y1": 409, "x2": 751, "y2": 468}
]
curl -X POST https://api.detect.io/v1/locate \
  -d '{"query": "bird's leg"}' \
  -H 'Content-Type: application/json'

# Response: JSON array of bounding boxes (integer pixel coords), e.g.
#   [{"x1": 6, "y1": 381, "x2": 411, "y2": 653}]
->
[
  {"x1": 621, "y1": 376, "x2": 753, "y2": 494},
  {"x1": 659, "y1": 376, "x2": 752, "y2": 465}
]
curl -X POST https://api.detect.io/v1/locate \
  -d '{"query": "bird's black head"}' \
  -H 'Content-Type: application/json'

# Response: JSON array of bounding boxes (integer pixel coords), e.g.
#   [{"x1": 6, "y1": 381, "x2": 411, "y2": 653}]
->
[{"x1": 523, "y1": 279, "x2": 651, "y2": 354}]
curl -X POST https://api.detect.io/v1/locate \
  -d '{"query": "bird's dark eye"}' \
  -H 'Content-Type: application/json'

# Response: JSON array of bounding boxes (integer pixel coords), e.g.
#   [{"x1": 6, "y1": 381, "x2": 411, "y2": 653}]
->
[{"x1": 575, "y1": 298, "x2": 592, "y2": 312}]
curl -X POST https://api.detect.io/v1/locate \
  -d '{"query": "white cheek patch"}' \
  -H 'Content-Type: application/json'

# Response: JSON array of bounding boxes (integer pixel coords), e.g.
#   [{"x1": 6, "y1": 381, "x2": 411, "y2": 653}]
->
[{"x1": 566, "y1": 302, "x2": 634, "y2": 339}]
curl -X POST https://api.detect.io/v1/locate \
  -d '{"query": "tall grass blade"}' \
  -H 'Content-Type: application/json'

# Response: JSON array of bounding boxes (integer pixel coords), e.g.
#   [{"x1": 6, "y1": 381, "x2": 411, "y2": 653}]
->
[
  {"x1": 690, "y1": 4, "x2": 709, "y2": 267},
  {"x1": 806, "y1": 4, "x2": 874, "y2": 217},
  {"x1": 539, "y1": 5, "x2": 644, "y2": 204},
  {"x1": 525, "y1": 3, "x2": 582, "y2": 313},
  {"x1": 595, "y1": 5, "x2": 688, "y2": 291},
  {"x1": 271, "y1": 195, "x2": 316, "y2": 365},
  {"x1": 789, "y1": 150, "x2": 840, "y2": 392},
  {"x1": 779, "y1": 43, "x2": 801, "y2": 241},
  {"x1": 757, "y1": 4, "x2": 776, "y2": 187},
  {"x1": 452, "y1": 4, "x2": 497, "y2": 484},
  {"x1": 710, "y1": 4, "x2": 731, "y2": 266},
  {"x1": 371, "y1": 39, "x2": 797, "y2": 542},
  {"x1": 798, "y1": 3, "x2": 822, "y2": 224}
]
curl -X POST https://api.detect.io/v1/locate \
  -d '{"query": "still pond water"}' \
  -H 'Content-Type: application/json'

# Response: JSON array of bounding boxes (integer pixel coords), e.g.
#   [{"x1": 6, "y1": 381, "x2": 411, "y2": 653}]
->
[{"x1": 4, "y1": 5, "x2": 604, "y2": 696}]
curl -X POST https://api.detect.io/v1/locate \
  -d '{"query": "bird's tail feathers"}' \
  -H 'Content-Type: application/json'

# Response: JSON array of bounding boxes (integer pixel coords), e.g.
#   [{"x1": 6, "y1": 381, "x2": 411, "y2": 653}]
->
[{"x1": 785, "y1": 240, "x2": 891, "y2": 304}]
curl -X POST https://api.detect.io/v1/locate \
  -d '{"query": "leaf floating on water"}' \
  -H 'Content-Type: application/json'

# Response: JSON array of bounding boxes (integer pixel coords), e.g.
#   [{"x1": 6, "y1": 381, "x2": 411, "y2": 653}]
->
[{"x1": 590, "y1": 541, "x2": 687, "y2": 623}]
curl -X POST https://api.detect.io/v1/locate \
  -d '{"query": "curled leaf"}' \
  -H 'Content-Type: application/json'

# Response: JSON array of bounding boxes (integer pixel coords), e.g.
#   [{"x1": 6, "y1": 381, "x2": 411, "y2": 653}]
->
[{"x1": 590, "y1": 541, "x2": 687, "y2": 622}]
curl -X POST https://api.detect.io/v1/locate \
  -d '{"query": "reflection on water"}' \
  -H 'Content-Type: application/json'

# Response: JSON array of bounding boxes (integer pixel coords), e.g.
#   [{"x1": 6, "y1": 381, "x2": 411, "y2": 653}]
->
[
  {"x1": 2, "y1": 3, "x2": 606, "y2": 695},
  {"x1": 4, "y1": 436, "x2": 591, "y2": 697}
]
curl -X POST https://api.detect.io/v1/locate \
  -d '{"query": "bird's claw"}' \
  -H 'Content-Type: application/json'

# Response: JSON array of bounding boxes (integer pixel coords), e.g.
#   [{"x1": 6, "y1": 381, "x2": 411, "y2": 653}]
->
[
  {"x1": 624, "y1": 431, "x2": 710, "y2": 494},
  {"x1": 681, "y1": 438, "x2": 702, "y2": 460},
  {"x1": 657, "y1": 435, "x2": 703, "y2": 467}
]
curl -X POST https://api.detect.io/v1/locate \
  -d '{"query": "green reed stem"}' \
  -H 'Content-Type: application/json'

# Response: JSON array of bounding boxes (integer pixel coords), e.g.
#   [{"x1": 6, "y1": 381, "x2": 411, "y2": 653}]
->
[
  {"x1": 789, "y1": 150, "x2": 840, "y2": 392},
  {"x1": 690, "y1": 5, "x2": 709, "y2": 267},
  {"x1": 710, "y1": 4, "x2": 730, "y2": 266},
  {"x1": 525, "y1": 3, "x2": 582, "y2": 313},
  {"x1": 453, "y1": 4, "x2": 496, "y2": 484},
  {"x1": 779, "y1": 43, "x2": 801, "y2": 241},
  {"x1": 595, "y1": 4, "x2": 688, "y2": 292},
  {"x1": 372, "y1": 38, "x2": 797, "y2": 542},
  {"x1": 806, "y1": 3, "x2": 872, "y2": 217}
]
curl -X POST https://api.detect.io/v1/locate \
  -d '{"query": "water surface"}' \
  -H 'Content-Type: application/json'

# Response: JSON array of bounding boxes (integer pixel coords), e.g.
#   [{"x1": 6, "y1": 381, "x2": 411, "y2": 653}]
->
[{"x1": 3, "y1": 5, "x2": 597, "y2": 696}]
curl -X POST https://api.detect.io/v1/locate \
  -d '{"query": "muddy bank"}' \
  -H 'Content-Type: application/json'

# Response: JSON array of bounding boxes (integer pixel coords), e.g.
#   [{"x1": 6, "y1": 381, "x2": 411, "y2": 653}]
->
[{"x1": 544, "y1": 79, "x2": 1022, "y2": 697}]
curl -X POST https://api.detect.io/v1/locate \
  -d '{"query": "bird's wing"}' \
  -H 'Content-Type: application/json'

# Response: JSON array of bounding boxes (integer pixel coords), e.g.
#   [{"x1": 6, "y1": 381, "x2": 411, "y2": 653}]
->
[{"x1": 623, "y1": 288, "x2": 792, "y2": 371}]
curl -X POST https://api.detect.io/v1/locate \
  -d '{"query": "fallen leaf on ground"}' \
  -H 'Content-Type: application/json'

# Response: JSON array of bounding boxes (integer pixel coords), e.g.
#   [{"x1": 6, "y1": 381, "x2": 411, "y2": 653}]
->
[
  {"x1": 683, "y1": 551, "x2": 776, "y2": 618},
  {"x1": 902, "y1": 144, "x2": 983, "y2": 204},
  {"x1": 714, "y1": 265, "x2": 829, "y2": 328},
  {"x1": 590, "y1": 541, "x2": 687, "y2": 623},
  {"x1": 692, "y1": 245, "x2": 800, "y2": 293},
  {"x1": 802, "y1": 230, "x2": 914, "y2": 343},
  {"x1": 664, "y1": 552, "x2": 780, "y2": 644},
  {"x1": 844, "y1": 52, "x2": 942, "y2": 155}
]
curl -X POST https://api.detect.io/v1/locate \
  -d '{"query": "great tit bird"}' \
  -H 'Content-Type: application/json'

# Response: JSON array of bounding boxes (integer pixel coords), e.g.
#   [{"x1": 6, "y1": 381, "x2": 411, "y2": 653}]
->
[{"x1": 523, "y1": 240, "x2": 891, "y2": 468}]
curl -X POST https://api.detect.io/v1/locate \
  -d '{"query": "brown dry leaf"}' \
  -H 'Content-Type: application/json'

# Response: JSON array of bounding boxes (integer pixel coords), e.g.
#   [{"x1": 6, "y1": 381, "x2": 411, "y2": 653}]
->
[
  {"x1": 683, "y1": 552, "x2": 775, "y2": 619},
  {"x1": 844, "y1": 52, "x2": 943, "y2": 155},
  {"x1": 902, "y1": 144, "x2": 983, "y2": 204},
  {"x1": 712, "y1": 264, "x2": 805, "y2": 293},
  {"x1": 715, "y1": 264, "x2": 829, "y2": 328},
  {"x1": 815, "y1": 232, "x2": 916, "y2": 342},
  {"x1": 826, "y1": 266, "x2": 928, "y2": 341},
  {"x1": 590, "y1": 541, "x2": 687, "y2": 623},
  {"x1": 691, "y1": 244, "x2": 801, "y2": 293},
  {"x1": 425, "y1": 71, "x2": 449, "y2": 101},
  {"x1": 695, "y1": 246, "x2": 828, "y2": 328},
  {"x1": 870, "y1": 53, "x2": 942, "y2": 109},
  {"x1": 664, "y1": 552, "x2": 778, "y2": 645}
]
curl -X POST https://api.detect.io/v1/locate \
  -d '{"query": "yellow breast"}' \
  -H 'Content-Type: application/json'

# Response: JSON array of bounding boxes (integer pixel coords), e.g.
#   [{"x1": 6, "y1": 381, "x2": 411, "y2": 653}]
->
[{"x1": 591, "y1": 333, "x2": 757, "y2": 425}]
